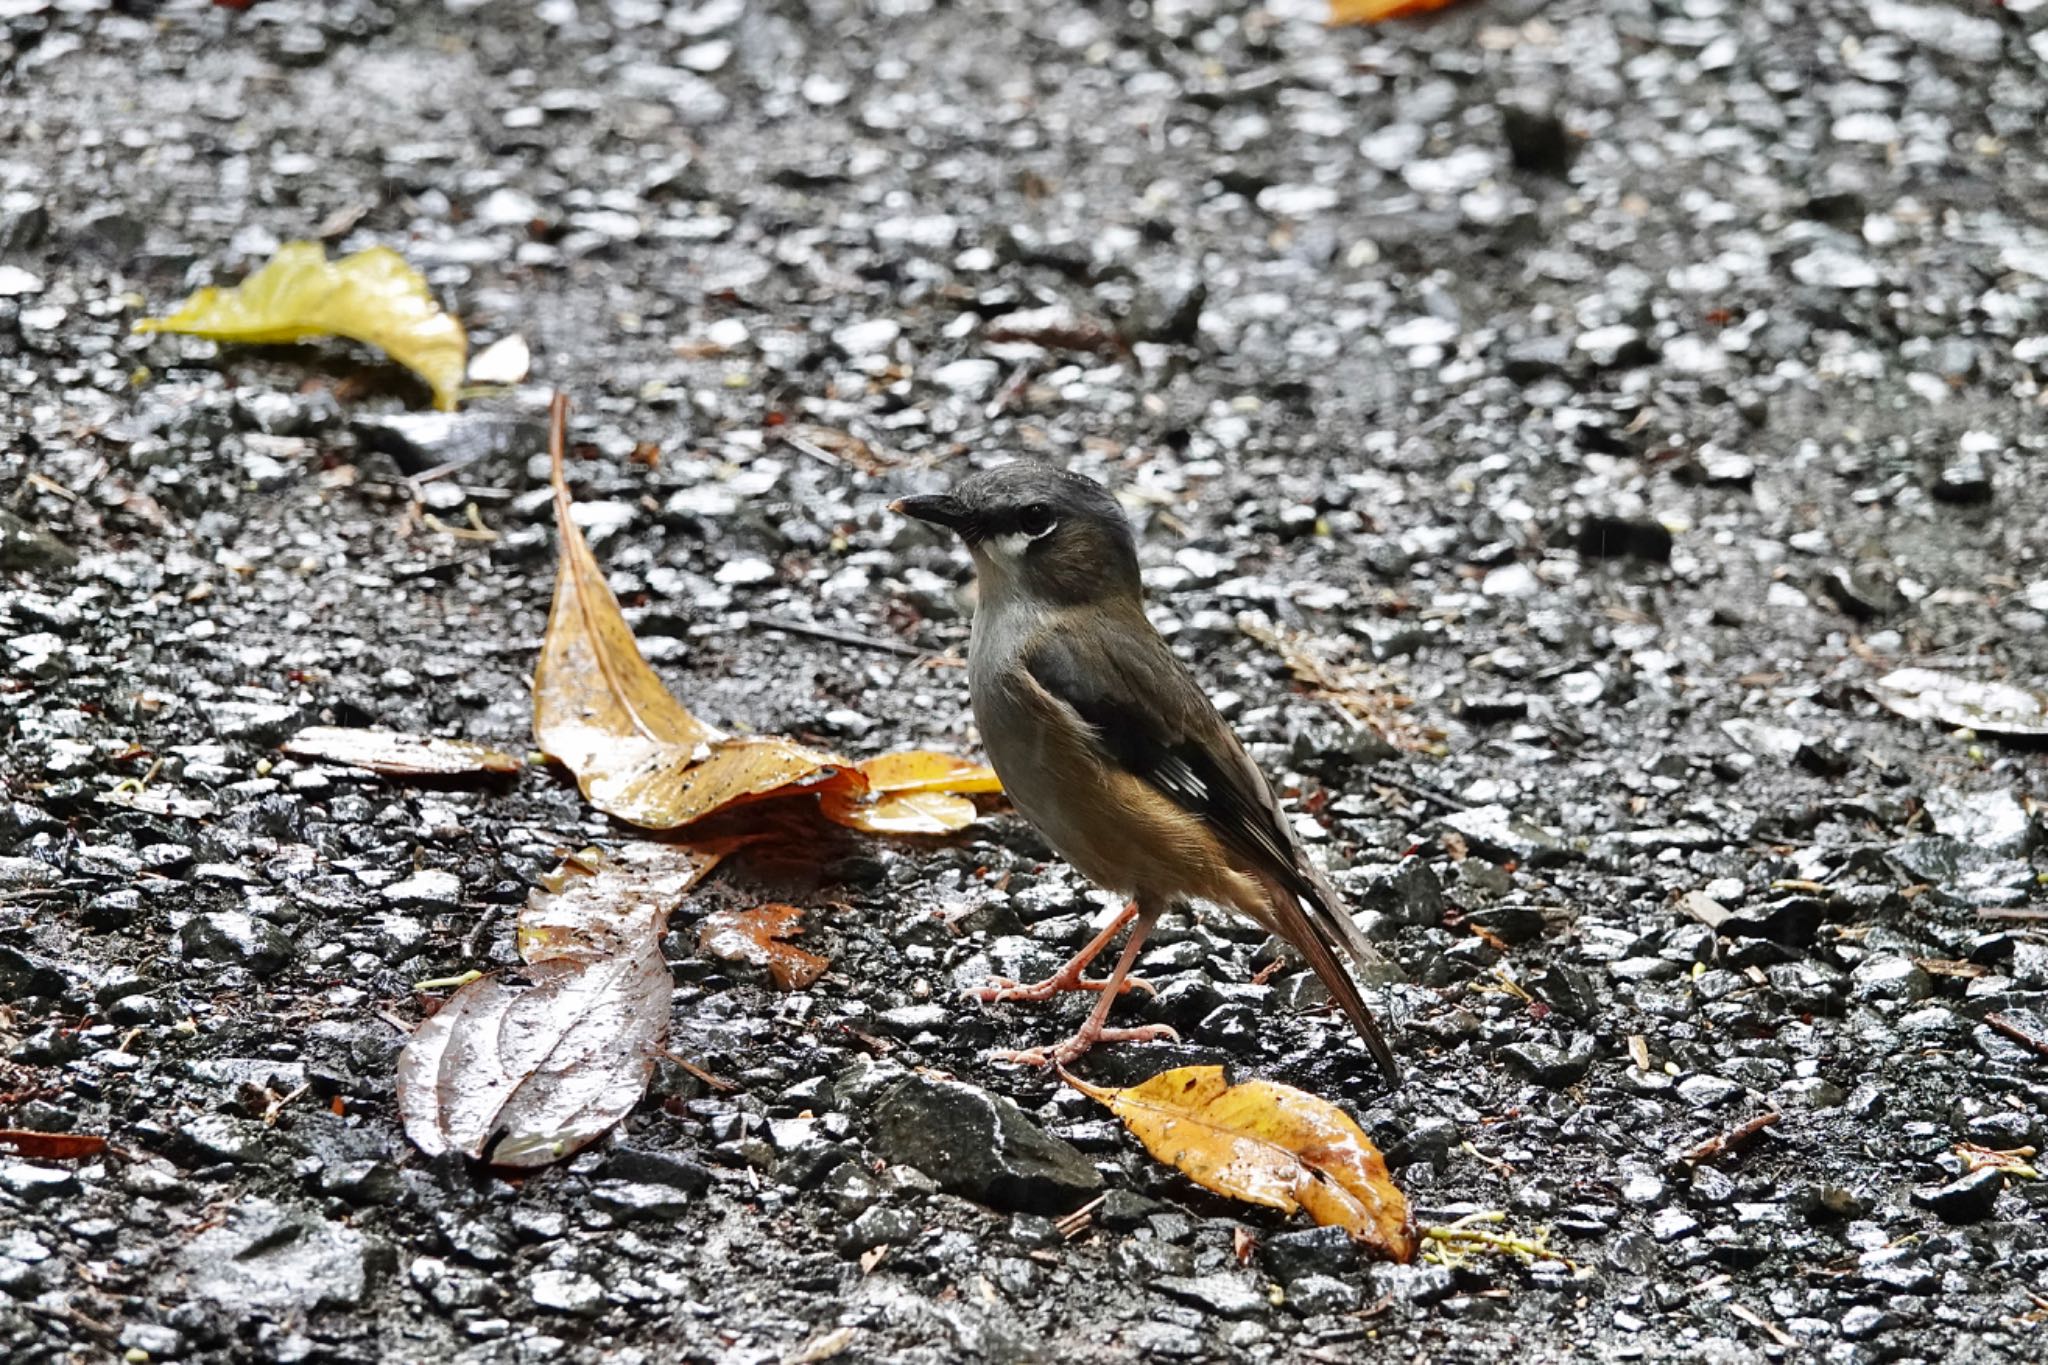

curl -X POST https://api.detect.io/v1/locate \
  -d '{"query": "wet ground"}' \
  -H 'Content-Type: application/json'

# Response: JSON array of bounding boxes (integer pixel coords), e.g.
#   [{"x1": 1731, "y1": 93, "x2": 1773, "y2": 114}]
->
[{"x1": 5, "y1": 0, "x2": 2048, "y2": 1361}]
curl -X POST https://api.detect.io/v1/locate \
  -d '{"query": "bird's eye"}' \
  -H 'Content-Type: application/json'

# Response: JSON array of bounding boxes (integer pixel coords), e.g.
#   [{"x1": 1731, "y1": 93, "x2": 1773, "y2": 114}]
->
[{"x1": 1018, "y1": 504, "x2": 1058, "y2": 540}]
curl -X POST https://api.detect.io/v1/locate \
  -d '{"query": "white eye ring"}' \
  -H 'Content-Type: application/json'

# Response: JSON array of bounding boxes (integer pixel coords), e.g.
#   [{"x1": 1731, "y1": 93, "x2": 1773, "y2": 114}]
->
[{"x1": 1019, "y1": 508, "x2": 1058, "y2": 540}]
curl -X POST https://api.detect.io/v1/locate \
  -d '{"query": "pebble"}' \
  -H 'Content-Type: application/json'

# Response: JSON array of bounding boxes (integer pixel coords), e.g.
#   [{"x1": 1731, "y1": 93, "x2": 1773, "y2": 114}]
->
[
  {"x1": 871, "y1": 1075, "x2": 1101, "y2": 1211},
  {"x1": 528, "y1": 1268, "x2": 606, "y2": 1316},
  {"x1": 382, "y1": 870, "x2": 462, "y2": 910},
  {"x1": 178, "y1": 911, "x2": 293, "y2": 975}
]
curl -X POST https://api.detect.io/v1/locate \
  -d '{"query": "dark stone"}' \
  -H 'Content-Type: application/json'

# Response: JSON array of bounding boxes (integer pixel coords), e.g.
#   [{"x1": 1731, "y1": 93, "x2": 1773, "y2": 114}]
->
[
  {"x1": 1442, "y1": 805, "x2": 1569, "y2": 866},
  {"x1": 835, "y1": 1205, "x2": 921, "y2": 1257},
  {"x1": 1260, "y1": 1225, "x2": 1358, "y2": 1283},
  {"x1": 1819, "y1": 564, "x2": 1905, "y2": 621},
  {"x1": 1931, "y1": 456, "x2": 1992, "y2": 506},
  {"x1": 1573, "y1": 514, "x2": 1673, "y2": 563},
  {"x1": 1499, "y1": 92, "x2": 1577, "y2": 176},
  {"x1": 179, "y1": 1200, "x2": 387, "y2": 1313},
  {"x1": 1463, "y1": 904, "x2": 1545, "y2": 945},
  {"x1": 1503, "y1": 335, "x2": 1571, "y2": 383},
  {"x1": 1153, "y1": 1272, "x2": 1269, "y2": 1318},
  {"x1": 1355, "y1": 860, "x2": 1444, "y2": 927},
  {"x1": 1721, "y1": 896, "x2": 1822, "y2": 946},
  {"x1": 351, "y1": 413, "x2": 548, "y2": 478},
  {"x1": 0, "y1": 509, "x2": 77, "y2": 572},
  {"x1": 1500, "y1": 1037, "x2": 1596, "y2": 1087},
  {"x1": 872, "y1": 1076, "x2": 1102, "y2": 1211},
  {"x1": 1910, "y1": 1167, "x2": 2003, "y2": 1224},
  {"x1": 178, "y1": 911, "x2": 294, "y2": 976}
]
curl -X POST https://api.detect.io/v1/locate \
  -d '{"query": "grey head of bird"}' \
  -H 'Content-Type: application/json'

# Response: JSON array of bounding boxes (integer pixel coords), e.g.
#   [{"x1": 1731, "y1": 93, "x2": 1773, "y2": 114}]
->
[{"x1": 891, "y1": 461, "x2": 1141, "y2": 607}]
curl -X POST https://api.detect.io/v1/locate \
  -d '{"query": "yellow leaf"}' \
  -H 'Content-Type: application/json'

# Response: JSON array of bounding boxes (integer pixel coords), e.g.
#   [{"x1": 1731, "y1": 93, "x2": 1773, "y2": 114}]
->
[
  {"x1": 1065, "y1": 1065, "x2": 1416, "y2": 1262},
  {"x1": 696, "y1": 903, "x2": 829, "y2": 990},
  {"x1": 281, "y1": 725, "x2": 521, "y2": 777},
  {"x1": 530, "y1": 395, "x2": 860, "y2": 828},
  {"x1": 856, "y1": 750, "x2": 1003, "y2": 796},
  {"x1": 1329, "y1": 0, "x2": 1461, "y2": 24},
  {"x1": 135, "y1": 242, "x2": 468, "y2": 411},
  {"x1": 821, "y1": 787, "x2": 979, "y2": 836}
]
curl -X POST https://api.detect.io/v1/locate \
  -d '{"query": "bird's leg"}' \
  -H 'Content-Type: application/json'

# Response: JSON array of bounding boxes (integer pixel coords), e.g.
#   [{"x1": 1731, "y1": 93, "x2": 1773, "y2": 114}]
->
[
  {"x1": 996, "y1": 899, "x2": 1179, "y2": 1068},
  {"x1": 964, "y1": 900, "x2": 1157, "y2": 1004}
]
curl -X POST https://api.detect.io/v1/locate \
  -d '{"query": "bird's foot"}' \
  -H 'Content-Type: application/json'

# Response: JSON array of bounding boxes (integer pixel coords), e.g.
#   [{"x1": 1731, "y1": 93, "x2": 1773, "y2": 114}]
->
[
  {"x1": 994, "y1": 1022, "x2": 1180, "y2": 1069},
  {"x1": 964, "y1": 969, "x2": 1156, "y2": 1005}
]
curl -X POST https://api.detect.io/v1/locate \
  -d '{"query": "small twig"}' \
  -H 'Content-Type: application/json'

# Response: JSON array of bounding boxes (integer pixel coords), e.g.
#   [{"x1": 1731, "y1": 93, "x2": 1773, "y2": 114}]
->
[
  {"x1": 1681, "y1": 1111, "x2": 1782, "y2": 1165},
  {"x1": 1728, "y1": 1303, "x2": 1794, "y2": 1347},
  {"x1": 1055, "y1": 1193, "x2": 1106, "y2": 1241},
  {"x1": 741, "y1": 615, "x2": 926, "y2": 659},
  {"x1": 655, "y1": 1048, "x2": 737, "y2": 1092},
  {"x1": 262, "y1": 1083, "x2": 311, "y2": 1127},
  {"x1": 1986, "y1": 1012, "x2": 2048, "y2": 1061},
  {"x1": 1979, "y1": 908, "x2": 2048, "y2": 922},
  {"x1": 1368, "y1": 765, "x2": 1473, "y2": 813}
]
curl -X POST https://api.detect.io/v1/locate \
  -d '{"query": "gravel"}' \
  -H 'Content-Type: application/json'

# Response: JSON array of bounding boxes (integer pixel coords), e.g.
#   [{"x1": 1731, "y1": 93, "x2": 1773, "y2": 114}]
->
[{"x1": 3, "y1": 1, "x2": 2046, "y2": 1362}]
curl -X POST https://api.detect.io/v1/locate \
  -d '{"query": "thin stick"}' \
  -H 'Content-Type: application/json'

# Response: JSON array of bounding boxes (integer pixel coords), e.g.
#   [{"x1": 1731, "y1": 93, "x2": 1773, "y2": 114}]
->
[
  {"x1": 1681, "y1": 1111, "x2": 1782, "y2": 1164},
  {"x1": 1368, "y1": 765, "x2": 1473, "y2": 813},
  {"x1": 742, "y1": 615, "x2": 926, "y2": 659},
  {"x1": 1728, "y1": 1303, "x2": 1794, "y2": 1347},
  {"x1": 1986, "y1": 1012, "x2": 2048, "y2": 1061},
  {"x1": 1979, "y1": 908, "x2": 2048, "y2": 922}
]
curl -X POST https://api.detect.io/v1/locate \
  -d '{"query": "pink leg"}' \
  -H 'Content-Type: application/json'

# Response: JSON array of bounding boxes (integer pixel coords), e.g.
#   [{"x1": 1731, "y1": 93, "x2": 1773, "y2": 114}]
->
[
  {"x1": 964, "y1": 901, "x2": 1156, "y2": 1004},
  {"x1": 996, "y1": 899, "x2": 1179, "y2": 1068}
]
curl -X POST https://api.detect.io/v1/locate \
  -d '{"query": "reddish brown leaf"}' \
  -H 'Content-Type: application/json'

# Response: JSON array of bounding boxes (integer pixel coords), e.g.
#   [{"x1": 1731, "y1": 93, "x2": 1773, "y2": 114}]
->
[{"x1": 696, "y1": 903, "x2": 829, "y2": 990}]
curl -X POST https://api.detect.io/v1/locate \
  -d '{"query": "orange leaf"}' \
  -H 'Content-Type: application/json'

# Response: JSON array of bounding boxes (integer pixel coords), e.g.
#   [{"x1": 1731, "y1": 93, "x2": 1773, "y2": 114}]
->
[
  {"x1": 696, "y1": 903, "x2": 828, "y2": 990},
  {"x1": 0, "y1": 1130, "x2": 108, "y2": 1161},
  {"x1": 531, "y1": 394, "x2": 855, "y2": 828},
  {"x1": 1329, "y1": 0, "x2": 1460, "y2": 24},
  {"x1": 1064, "y1": 1065, "x2": 1415, "y2": 1262},
  {"x1": 282, "y1": 726, "x2": 521, "y2": 777},
  {"x1": 856, "y1": 750, "x2": 1003, "y2": 796},
  {"x1": 821, "y1": 787, "x2": 979, "y2": 836}
]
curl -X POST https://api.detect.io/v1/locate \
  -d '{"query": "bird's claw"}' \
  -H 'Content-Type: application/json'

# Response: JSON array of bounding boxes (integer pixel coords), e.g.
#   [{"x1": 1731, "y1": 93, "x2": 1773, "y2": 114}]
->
[
  {"x1": 963, "y1": 972, "x2": 1155, "y2": 1005},
  {"x1": 994, "y1": 1023, "x2": 1180, "y2": 1069}
]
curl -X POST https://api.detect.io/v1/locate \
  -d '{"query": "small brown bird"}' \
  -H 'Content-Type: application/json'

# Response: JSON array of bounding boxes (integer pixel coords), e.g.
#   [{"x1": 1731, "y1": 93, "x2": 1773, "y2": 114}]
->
[{"x1": 893, "y1": 463, "x2": 1399, "y2": 1082}]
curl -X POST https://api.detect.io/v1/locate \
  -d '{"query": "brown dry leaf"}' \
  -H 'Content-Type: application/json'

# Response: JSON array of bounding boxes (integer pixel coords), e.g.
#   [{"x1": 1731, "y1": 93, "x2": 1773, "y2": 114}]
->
[
  {"x1": 516, "y1": 839, "x2": 749, "y2": 964},
  {"x1": 0, "y1": 1130, "x2": 109, "y2": 1160},
  {"x1": 819, "y1": 750, "x2": 1001, "y2": 835},
  {"x1": 697, "y1": 903, "x2": 829, "y2": 990},
  {"x1": 1330, "y1": 0, "x2": 1461, "y2": 24},
  {"x1": 396, "y1": 943, "x2": 670, "y2": 1168},
  {"x1": 530, "y1": 393, "x2": 862, "y2": 827},
  {"x1": 134, "y1": 242, "x2": 467, "y2": 411},
  {"x1": 282, "y1": 726, "x2": 521, "y2": 777},
  {"x1": 1064, "y1": 1064, "x2": 1416, "y2": 1262}
]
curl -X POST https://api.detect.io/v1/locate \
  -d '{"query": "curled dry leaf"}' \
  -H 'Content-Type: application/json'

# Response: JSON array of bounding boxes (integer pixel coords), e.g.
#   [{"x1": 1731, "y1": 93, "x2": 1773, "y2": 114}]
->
[
  {"x1": 531, "y1": 394, "x2": 865, "y2": 828},
  {"x1": 1064, "y1": 1064, "x2": 1416, "y2": 1262},
  {"x1": 1329, "y1": 0, "x2": 1461, "y2": 24},
  {"x1": 517, "y1": 839, "x2": 747, "y2": 964},
  {"x1": 397, "y1": 945, "x2": 671, "y2": 1168},
  {"x1": 1869, "y1": 667, "x2": 2048, "y2": 741},
  {"x1": 820, "y1": 750, "x2": 1002, "y2": 836},
  {"x1": 282, "y1": 726, "x2": 521, "y2": 777},
  {"x1": 134, "y1": 242, "x2": 468, "y2": 411},
  {"x1": 0, "y1": 1129, "x2": 109, "y2": 1160},
  {"x1": 696, "y1": 903, "x2": 829, "y2": 990}
]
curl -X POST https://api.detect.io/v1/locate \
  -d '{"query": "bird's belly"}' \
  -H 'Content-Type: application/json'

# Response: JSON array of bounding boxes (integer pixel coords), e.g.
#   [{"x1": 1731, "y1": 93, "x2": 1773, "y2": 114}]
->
[{"x1": 977, "y1": 697, "x2": 1235, "y2": 903}]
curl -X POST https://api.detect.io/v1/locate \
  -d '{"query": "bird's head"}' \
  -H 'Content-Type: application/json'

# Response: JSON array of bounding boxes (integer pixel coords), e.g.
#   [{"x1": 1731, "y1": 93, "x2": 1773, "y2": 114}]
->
[{"x1": 891, "y1": 462, "x2": 1141, "y2": 607}]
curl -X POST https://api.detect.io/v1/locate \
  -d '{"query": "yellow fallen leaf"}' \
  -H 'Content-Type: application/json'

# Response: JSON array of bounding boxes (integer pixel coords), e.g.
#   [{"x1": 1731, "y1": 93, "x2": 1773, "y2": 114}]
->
[
  {"x1": 135, "y1": 242, "x2": 467, "y2": 411},
  {"x1": 696, "y1": 903, "x2": 829, "y2": 990},
  {"x1": 855, "y1": 750, "x2": 1003, "y2": 796},
  {"x1": 281, "y1": 725, "x2": 521, "y2": 777},
  {"x1": 1330, "y1": 0, "x2": 1461, "y2": 24},
  {"x1": 1064, "y1": 1065, "x2": 1416, "y2": 1262},
  {"x1": 818, "y1": 750, "x2": 999, "y2": 835},
  {"x1": 530, "y1": 394, "x2": 861, "y2": 828}
]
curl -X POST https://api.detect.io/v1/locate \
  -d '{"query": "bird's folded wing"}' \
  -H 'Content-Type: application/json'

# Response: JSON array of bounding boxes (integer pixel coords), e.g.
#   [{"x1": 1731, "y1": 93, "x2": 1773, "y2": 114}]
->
[{"x1": 1022, "y1": 625, "x2": 1326, "y2": 912}]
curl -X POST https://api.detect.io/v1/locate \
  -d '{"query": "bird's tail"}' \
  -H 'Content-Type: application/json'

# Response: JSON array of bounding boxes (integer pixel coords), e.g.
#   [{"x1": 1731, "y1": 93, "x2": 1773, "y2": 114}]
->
[{"x1": 1253, "y1": 868, "x2": 1401, "y2": 1085}]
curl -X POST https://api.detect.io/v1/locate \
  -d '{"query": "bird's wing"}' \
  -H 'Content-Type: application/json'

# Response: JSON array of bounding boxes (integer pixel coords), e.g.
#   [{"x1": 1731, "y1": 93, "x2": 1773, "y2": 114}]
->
[{"x1": 1023, "y1": 616, "x2": 1400, "y2": 1082}]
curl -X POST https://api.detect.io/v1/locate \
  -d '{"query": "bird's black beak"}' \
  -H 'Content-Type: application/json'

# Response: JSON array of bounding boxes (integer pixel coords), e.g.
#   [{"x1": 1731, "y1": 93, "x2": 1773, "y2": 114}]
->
[{"x1": 890, "y1": 494, "x2": 974, "y2": 538}]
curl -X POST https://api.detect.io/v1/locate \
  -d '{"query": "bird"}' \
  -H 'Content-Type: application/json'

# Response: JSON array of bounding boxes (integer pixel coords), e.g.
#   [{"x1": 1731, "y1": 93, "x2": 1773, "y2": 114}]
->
[{"x1": 892, "y1": 462, "x2": 1400, "y2": 1083}]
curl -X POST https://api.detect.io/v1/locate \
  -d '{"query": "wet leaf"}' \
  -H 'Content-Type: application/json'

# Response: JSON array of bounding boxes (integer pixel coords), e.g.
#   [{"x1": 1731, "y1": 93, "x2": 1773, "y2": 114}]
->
[
  {"x1": 853, "y1": 750, "x2": 1003, "y2": 797},
  {"x1": 0, "y1": 1130, "x2": 108, "y2": 1160},
  {"x1": 1870, "y1": 668, "x2": 2048, "y2": 741},
  {"x1": 696, "y1": 903, "x2": 829, "y2": 990},
  {"x1": 397, "y1": 944, "x2": 670, "y2": 1168},
  {"x1": 1064, "y1": 1065, "x2": 1416, "y2": 1262},
  {"x1": 135, "y1": 242, "x2": 468, "y2": 411},
  {"x1": 819, "y1": 750, "x2": 1000, "y2": 835},
  {"x1": 1329, "y1": 0, "x2": 1461, "y2": 23},
  {"x1": 282, "y1": 726, "x2": 522, "y2": 777},
  {"x1": 531, "y1": 395, "x2": 862, "y2": 828},
  {"x1": 517, "y1": 839, "x2": 747, "y2": 964}
]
